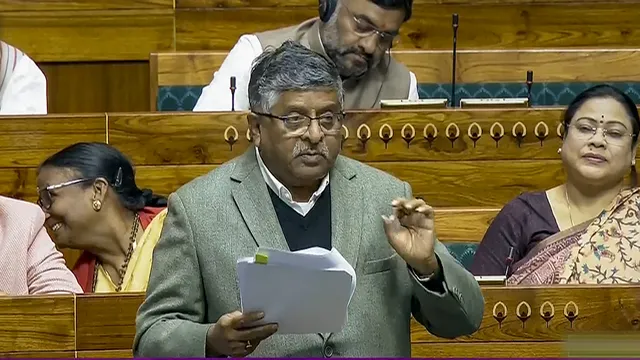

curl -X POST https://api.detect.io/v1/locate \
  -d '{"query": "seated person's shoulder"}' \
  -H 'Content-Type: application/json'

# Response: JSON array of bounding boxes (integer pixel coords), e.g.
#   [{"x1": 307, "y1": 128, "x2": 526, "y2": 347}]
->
[
  {"x1": 499, "y1": 191, "x2": 548, "y2": 219},
  {"x1": 2, "y1": 41, "x2": 43, "y2": 75},
  {"x1": 0, "y1": 196, "x2": 43, "y2": 224}
]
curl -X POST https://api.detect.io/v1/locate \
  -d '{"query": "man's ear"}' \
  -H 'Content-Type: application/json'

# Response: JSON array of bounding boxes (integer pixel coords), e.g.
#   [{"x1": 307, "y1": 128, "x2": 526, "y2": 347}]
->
[{"x1": 247, "y1": 113, "x2": 261, "y2": 147}]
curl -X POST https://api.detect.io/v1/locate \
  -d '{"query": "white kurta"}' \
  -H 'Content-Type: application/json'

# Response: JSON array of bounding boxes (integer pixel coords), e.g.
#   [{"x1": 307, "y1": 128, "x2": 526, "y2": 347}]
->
[
  {"x1": 0, "y1": 41, "x2": 47, "y2": 115},
  {"x1": 193, "y1": 34, "x2": 419, "y2": 112}
]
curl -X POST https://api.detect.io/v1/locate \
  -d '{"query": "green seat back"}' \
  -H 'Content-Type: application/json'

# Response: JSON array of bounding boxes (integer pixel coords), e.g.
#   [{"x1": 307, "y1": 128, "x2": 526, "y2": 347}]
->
[{"x1": 156, "y1": 82, "x2": 640, "y2": 111}]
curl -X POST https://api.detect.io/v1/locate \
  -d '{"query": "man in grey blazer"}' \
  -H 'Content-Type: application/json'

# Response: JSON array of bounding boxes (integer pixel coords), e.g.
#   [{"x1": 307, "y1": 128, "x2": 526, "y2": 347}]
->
[{"x1": 134, "y1": 40, "x2": 484, "y2": 358}]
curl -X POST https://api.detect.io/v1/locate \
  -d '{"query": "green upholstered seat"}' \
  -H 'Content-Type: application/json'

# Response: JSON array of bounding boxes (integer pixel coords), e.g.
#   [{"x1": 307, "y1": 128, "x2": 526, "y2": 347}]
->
[
  {"x1": 156, "y1": 82, "x2": 640, "y2": 111},
  {"x1": 443, "y1": 243, "x2": 478, "y2": 270}
]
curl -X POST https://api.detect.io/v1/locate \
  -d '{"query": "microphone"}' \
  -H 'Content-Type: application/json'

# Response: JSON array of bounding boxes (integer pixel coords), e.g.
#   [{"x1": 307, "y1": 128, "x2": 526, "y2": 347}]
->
[
  {"x1": 230, "y1": 76, "x2": 237, "y2": 111},
  {"x1": 504, "y1": 246, "x2": 515, "y2": 277},
  {"x1": 526, "y1": 70, "x2": 533, "y2": 106},
  {"x1": 451, "y1": 13, "x2": 459, "y2": 108}
]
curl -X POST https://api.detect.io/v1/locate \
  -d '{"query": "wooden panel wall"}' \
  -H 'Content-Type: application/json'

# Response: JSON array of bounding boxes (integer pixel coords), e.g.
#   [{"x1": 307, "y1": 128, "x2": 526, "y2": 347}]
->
[
  {"x1": 0, "y1": 1, "x2": 173, "y2": 113},
  {"x1": 174, "y1": 2, "x2": 640, "y2": 51},
  {"x1": 3, "y1": 0, "x2": 639, "y2": 113},
  {"x1": 39, "y1": 62, "x2": 151, "y2": 114}
]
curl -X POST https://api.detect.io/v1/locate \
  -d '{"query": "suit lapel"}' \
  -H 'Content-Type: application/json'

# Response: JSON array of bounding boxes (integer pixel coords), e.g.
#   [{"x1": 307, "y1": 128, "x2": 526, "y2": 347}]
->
[
  {"x1": 329, "y1": 156, "x2": 363, "y2": 269},
  {"x1": 231, "y1": 149, "x2": 289, "y2": 251}
]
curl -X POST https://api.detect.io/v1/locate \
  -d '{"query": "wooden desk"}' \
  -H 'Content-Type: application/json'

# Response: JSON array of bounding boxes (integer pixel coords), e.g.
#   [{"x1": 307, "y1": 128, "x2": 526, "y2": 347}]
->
[
  {"x1": 2, "y1": 286, "x2": 639, "y2": 358},
  {"x1": 414, "y1": 285, "x2": 640, "y2": 357},
  {"x1": 152, "y1": 48, "x2": 640, "y2": 89},
  {"x1": 0, "y1": 295, "x2": 75, "y2": 358}
]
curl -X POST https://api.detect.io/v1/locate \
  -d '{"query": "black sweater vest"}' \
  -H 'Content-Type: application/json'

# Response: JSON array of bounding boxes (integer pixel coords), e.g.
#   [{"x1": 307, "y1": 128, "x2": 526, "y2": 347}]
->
[{"x1": 268, "y1": 185, "x2": 332, "y2": 251}]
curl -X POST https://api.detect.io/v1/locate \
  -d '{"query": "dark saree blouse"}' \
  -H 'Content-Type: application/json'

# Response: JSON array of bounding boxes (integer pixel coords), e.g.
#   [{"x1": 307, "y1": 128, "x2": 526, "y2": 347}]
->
[{"x1": 470, "y1": 191, "x2": 560, "y2": 276}]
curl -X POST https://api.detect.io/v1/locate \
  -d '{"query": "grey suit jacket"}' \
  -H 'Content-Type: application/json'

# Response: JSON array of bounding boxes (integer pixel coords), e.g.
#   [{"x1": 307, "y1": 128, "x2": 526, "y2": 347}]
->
[{"x1": 134, "y1": 149, "x2": 484, "y2": 357}]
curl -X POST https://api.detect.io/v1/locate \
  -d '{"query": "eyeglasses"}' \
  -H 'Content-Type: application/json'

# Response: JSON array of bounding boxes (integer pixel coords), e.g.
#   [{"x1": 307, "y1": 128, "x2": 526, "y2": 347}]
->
[
  {"x1": 253, "y1": 111, "x2": 345, "y2": 135},
  {"x1": 37, "y1": 178, "x2": 93, "y2": 210},
  {"x1": 343, "y1": 5, "x2": 399, "y2": 50},
  {"x1": 569, "y1": 119, "x2": 636, "y2": 146}
]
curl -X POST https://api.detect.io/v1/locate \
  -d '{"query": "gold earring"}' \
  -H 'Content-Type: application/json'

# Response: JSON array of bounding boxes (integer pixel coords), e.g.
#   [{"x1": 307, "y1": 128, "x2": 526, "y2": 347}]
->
[{"x1": 92, "y1": 200, "x2": 102, "y2": 211}]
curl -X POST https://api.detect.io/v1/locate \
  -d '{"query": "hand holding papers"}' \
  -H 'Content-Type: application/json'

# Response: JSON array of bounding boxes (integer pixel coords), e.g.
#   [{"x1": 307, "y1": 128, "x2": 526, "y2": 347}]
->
[
  {"x1": 206, "y1": 310, "x2": 277, "y2": 357},
  {"x1": 236, "y1": 247, "x2": 357, "y2": 334}
]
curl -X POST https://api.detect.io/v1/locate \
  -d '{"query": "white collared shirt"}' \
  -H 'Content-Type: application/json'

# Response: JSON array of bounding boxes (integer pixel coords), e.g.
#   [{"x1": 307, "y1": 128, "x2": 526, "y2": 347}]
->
[
  {"x1": 0, "y1": 42, "x2": 47, "y2": 116},
  {"x1": 255, "y1": 147, "x2": 330, "y2": 217},
  {"x1": 193, "y1": 34, "x2": 419, "y2": 112}
]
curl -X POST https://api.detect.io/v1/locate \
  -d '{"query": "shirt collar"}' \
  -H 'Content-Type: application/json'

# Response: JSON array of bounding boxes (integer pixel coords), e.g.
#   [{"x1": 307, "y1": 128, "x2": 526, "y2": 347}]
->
[{"x1": 254, "y1": 146, "x2": 330, "y2": 205}]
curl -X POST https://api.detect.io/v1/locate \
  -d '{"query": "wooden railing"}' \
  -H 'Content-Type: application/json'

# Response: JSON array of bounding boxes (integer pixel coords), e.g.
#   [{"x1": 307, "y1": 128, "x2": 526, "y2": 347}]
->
[{"x1": 2, "y1": 286, "x2": 639, "y2": 358}]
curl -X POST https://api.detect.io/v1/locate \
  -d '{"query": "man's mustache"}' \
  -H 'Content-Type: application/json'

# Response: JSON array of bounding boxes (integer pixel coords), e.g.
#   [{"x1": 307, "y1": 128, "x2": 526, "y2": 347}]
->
[
  {"x1": 292, "y1": 142, "x2": 330, "y2": 158},
  {"x1": 341, "y1": 48, "x2": 373, "y2": 63}
]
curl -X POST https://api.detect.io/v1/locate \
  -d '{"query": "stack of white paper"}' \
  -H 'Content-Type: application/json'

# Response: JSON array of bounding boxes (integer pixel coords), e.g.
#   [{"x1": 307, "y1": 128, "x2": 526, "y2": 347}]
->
[{"x1": 236, "y1": 247, "x2": 356, "y2": 334}]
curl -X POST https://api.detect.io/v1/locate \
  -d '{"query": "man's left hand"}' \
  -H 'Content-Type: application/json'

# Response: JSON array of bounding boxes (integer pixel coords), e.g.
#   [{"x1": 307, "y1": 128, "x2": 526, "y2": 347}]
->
[{"x1": 382, "y1": 197, "x2": 439, "y2": 276}]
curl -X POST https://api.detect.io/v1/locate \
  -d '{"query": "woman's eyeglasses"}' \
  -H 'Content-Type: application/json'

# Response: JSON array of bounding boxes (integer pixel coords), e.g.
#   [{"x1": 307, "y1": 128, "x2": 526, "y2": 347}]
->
[
  {"x1": 569, "y1": 119, "x2": 635, "y2": 147},
  {"x1": 37, "y1": 178, "x2": 93, "y2": 210}
]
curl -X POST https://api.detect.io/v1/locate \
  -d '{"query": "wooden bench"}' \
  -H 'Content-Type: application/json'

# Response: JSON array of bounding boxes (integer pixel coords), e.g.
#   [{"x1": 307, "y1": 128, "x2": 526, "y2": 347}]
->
[
  {"x1": 2, "y1": 286, "x2": 639, "y2": 357},
  {"x1": 0, "y1": 108, "x2": 635, "y2": 267},
  {"x1": 150, "y1": 48, "x2": 640, "y2": 110},
  {"x1": 6, "y1": 0, "x2": 640, "y2": 114}
]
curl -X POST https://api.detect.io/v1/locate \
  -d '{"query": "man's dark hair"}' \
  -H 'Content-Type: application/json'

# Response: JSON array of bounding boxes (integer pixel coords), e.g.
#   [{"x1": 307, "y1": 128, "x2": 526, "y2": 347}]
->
[{"x1": 371, "y1": 0, "x2": 413, "y2": 21}]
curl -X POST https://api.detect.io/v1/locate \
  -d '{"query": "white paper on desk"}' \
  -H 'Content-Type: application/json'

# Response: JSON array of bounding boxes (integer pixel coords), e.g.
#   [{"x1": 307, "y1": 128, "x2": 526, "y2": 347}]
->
[{"x1": 236, "y1": 247, "x2": 356, "y2": 334}]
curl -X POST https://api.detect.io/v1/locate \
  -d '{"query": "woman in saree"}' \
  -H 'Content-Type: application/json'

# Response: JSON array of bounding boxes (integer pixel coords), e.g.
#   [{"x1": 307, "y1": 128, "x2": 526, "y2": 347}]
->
[
  {"x1": 36, "y1": 142, "x2": 168, "y2": 292},
  {"x1": 471, "y1": 84, "x2": 640, "y2": 285}
]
